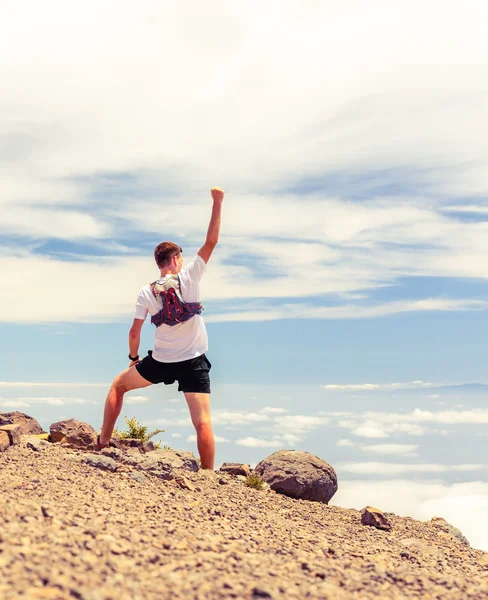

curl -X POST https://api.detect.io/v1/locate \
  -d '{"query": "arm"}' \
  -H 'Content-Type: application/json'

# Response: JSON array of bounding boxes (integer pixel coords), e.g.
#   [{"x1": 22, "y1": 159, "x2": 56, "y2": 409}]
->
[
  {"x1": 128, "y1": 318, "x2": 144, "y2": 365},
  {"x1": 198, "y1": 187, "x2": 224, "y2": 264}
]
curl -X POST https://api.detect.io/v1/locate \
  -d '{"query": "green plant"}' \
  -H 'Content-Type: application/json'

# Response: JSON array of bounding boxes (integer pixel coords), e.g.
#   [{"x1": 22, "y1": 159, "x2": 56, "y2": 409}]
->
[
  {"x1": 114, "y1": 416, "x2": 165, "y2": 449},
  {"x1": 245, "y1": 472, "x2": 265, "y2": 490}
]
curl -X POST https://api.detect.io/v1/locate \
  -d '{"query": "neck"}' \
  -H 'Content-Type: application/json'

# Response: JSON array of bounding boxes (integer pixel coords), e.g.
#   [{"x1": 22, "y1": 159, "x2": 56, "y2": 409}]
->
[{"x1": 160, "y1": 269, "x2": 176, "y2": 277}]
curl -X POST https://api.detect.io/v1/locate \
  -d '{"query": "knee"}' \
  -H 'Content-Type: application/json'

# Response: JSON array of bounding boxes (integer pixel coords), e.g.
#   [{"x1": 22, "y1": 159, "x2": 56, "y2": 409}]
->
[
  {"x1": 112, "y1": 375, "x2": 128, "y2": 394},
  {"x1": 194, "y1": 419, "x2": 213, "y2": 435}
]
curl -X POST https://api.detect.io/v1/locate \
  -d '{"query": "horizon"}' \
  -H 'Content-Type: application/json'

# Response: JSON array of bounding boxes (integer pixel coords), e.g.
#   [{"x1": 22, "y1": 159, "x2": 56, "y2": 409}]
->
[{"x1": 1, "y1": 1, "x2": 488, "y2": 552}]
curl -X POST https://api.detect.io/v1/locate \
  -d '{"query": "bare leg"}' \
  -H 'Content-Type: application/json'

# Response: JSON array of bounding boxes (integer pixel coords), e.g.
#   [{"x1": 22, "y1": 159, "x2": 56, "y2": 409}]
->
[
  {"x1": 99, "y1": 366, "x2": 152, "y2": 445},
  {"x1": 184, "y1": 392, "x2": 215, "y2": 470}
]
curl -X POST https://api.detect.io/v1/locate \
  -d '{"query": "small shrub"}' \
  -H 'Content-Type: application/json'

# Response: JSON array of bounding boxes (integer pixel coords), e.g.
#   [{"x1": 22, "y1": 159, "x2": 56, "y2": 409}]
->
[
  {"x1": 246, "y1": 472, "x2": 265, "y2": 490},
  {"x1": 114, "y1": 416, "x2": 165, "y2": 449}
]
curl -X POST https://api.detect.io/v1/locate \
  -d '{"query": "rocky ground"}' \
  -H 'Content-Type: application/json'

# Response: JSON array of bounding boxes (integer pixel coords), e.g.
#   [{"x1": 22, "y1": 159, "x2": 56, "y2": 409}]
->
[{"x1": 1, "y1": 438, "x2": 488, "y2": 600}]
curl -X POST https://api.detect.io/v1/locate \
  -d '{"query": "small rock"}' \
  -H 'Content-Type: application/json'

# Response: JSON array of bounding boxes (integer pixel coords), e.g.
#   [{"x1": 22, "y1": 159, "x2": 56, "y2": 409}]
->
[
  {"x1": 101, "y1": 447, "x2": 123, "y2": 461},
  {"x1": 26, "y1": 438, "x2": 50, "y2": 452},
  {"x1": 174, "y1": 475, "x2": 194, "y2": 491},
  {"x1": 219, "y1": 462, "x2": 252, "y2": 476},
  {"x1": 82, "y1": 454, "x2": 118, "y2": 472},
  {"x1": 0, "y1": 430, "x2": 9, "y2": 452},
  {"x1": 111, "y1": 438, "x2": 156, "y2": 454},
  {"x1": 251, "y1": 587, "x2": 273, "y2": 598},
  {"x1": 0, "y1": 424, "x2": 22, "y2": 446},
  {"x1": 128, "y1": 471, "x2": 150, "y2": 484},
  {"x1": 361, "y1": 506, "x2": 392, "y2": 531}
]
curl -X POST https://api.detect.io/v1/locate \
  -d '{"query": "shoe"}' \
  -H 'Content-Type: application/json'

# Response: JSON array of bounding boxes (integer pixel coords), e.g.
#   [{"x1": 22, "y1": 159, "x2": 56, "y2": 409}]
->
[{"x1": 96, "y1": 435, "x2": 110, "y2": 450}]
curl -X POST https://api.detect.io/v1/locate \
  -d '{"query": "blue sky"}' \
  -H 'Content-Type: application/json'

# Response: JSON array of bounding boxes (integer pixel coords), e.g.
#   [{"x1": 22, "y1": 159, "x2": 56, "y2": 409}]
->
[{"x1": 1, "y1": 1, "x2": 488, "y2": 550}]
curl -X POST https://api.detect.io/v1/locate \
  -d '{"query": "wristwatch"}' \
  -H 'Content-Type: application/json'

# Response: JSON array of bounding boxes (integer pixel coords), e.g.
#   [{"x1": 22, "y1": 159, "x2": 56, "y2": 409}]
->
[{"x1": 128, "y1": 354, "x2": 140, "y2": 361}]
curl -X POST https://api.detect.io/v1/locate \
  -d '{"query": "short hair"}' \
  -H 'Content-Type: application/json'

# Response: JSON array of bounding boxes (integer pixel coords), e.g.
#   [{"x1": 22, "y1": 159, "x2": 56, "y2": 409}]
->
[{"x1": 154, "y1": 242, "x2": 182, "y2": 268}]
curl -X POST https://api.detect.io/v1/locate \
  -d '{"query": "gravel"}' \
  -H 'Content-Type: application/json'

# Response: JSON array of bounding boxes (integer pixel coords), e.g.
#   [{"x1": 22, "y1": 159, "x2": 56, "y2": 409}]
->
[{"x1": 1, "y1": 439, "x2": 488, "y2": 600}]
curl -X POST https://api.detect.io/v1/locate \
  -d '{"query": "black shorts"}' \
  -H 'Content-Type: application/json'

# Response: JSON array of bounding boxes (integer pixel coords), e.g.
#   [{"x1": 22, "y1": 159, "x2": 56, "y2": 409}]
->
[{"x1": 135, "y1": 351, "x2": 212, "y2": 394}]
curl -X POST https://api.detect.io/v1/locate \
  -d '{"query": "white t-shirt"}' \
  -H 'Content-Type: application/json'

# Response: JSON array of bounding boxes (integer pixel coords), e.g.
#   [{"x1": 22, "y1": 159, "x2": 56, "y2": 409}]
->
[{"x1": 134, "y1": 255, "x2": 208, "y2": 363}]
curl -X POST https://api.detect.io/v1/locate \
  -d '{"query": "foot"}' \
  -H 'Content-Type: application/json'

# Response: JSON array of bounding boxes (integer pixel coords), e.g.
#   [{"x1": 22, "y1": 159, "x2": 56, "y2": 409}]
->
[{"x1": 96, "y1": 435, "x2": 111, "y2": 450}]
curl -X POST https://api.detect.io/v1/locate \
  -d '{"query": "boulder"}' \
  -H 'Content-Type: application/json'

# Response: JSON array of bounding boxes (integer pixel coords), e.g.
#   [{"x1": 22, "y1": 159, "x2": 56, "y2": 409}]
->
[
  {"x1": 361, "y1": 506, "x2": 392, "y2": 531},
  {"x1": 219, "y1": 462, "x2": 251, "y2": 477},
  {"x1": 0, "y1": 430, "x2": 10, "y2": 452},
  {"x1": 0, "y1": 411, "x2": 44, "y2": 435},
  {"x1": 254, "y1": 450, "x2": 338, "y2": 504},
  {"x1": 0, "y1": 424, "x2": 22, "y2": 447},
  {"x1": 50, "y1": 419, "x2": 97, "y2": 448}
]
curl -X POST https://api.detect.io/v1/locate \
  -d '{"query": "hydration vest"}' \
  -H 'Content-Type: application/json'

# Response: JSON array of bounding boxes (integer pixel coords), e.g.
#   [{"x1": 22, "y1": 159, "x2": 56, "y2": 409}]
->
[{"x1": 149, "y1": 275, "x2": 203, "y2": 327}]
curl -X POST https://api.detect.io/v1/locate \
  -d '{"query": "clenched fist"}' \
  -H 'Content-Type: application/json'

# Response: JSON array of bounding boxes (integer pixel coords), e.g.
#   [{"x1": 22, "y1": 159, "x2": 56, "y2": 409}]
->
[{"x1": 211, "y1": 187, "x2": 224, "y2": 203}]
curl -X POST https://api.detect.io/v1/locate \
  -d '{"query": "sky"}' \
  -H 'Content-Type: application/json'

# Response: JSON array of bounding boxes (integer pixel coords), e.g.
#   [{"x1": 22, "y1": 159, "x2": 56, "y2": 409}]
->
[{"x1": 1, "y1": 1, "x2": 488, "y2": 551}]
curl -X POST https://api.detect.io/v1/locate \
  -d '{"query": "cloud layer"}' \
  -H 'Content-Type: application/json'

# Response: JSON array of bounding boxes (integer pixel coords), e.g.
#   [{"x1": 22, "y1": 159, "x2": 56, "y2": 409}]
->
[{"x1": 1, "y1": 1, "x2": 488, "y2": 323}]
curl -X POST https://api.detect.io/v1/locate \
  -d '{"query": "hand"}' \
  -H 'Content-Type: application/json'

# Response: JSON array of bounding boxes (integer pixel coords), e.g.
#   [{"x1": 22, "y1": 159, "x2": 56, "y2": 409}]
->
[
  {"x1": 129, "y1": 359, "x2": 140, "y2": 367},
  {"x1": 211, "y1": 187, "x2": 224, "y2": 203}
]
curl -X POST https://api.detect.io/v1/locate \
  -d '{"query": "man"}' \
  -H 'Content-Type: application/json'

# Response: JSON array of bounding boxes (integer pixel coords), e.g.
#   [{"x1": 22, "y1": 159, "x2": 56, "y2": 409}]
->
[{"x1": 98, "y1": 187, "x2": 224, "y2": 469}]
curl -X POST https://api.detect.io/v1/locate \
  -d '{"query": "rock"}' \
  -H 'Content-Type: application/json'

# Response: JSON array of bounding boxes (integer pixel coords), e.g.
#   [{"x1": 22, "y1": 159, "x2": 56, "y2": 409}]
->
[
  {"x1": 82, "y1": 454, "x2": 118, "y2": 472},
  {"x1": 0, "y1": 424, "x2": 23, "y2": 446},
  {"x1": 121, "y1": 448, "x2": 199, "y2": 474},
  {"x1": 254, "y1": 450, "x2": 338, "y2": 504},
  {"x1": 100, "y1": 447, "x2": 124, "y2": 461},
  {"x1": 429, "y1": 516, "x2": 470, "y2": 546},
  {"x1": 50, "y1": 419, "x2": 97, "y2": 448},
  {"x1": 219, "y1": 462, "x2": 251, "y2": 476},
  {"x1": 0, "y1": 430, "x2": 10, "y2": 452},
  {"x1": 26, "y1": 438, "x2": 50, "y2": 452},
  {"x1": 128, "y1": 471, "x2": 150, "y2": 484},
  {"x1": 174, "y1": 475, "x2": 194, "y2": 491},
  {"x1": 111, "y1": 438, "x2": 156, "y2": 453},
  {"x1": 361, "y1": 506, "x2": 392, "y2": 531},
  {"x1": 0, "y1": 411, "x2": 45, "y2": 435}
]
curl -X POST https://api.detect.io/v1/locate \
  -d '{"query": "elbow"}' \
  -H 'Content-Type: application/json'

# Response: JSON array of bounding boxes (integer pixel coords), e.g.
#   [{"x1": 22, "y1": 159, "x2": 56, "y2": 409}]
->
[{"x1": 206, "y1": 239, "x2": 218, "y2": 248}]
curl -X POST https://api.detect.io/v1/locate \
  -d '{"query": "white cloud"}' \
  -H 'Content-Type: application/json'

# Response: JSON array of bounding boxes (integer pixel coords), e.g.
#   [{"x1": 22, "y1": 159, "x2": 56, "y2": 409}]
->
[
  {"x1": 171, "y1": 433, "x2": 182, "y2": 439},
  {"x1": 0, "y1": 400, "x2": 30, "y2": 408},
  {"x1": 332, "y1": 408, "x2": 488, "y2": 439},
  {"x1": 215, "y1": 435, "x2": 230, "y2": 443},
  {"x1": 337, "y1": 439, "x2": 355, "y2": 447},
  {"x1": 212, "y1": 411, "x2": 271, "y2": 426},
  {"x1": 261, "y1": 406, "x2": 288, "y2": 414},
  {"x1": 324, "y1": 380, "x2": 437, "y2": 391},
  {"x1": 203, "y1": 299, "x2": 488, "y2": 324},
  {"x1": 235, "y1": 437, "x2": 282, "y2": 448},
  {"x1": 0, "y1": 381, "x2": 106, "y2": 388},
  {"x1": 362, "y1": 444, "x2": 418, "y2": 456},
  {"x1": 0, "y1": 396, "x2": 92, "y2": 407},
  {"x1": 187, "y1": 434, "x2": 228, "y2": 443},
  {"x1": 332, "y1": 479, "x2": 488, "y2": 552},
  {"x1": 273, "y1": 415, "x2": 330, "y2": 432},
  {"x1": 125, "y1": 395, "x2": 150, "y2": 405},
  {"x1": 338, "y1": 462, "x2": 485, "y2": 475},
  {"x1": 349, "y1": 422, "x2": 391, "y2": 439}
]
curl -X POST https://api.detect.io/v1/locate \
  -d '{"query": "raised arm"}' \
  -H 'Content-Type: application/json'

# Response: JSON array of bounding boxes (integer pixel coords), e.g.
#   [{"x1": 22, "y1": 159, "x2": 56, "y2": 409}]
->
[{"x1": 198, "y1": 187, "x2": 224, "y2": 264}]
